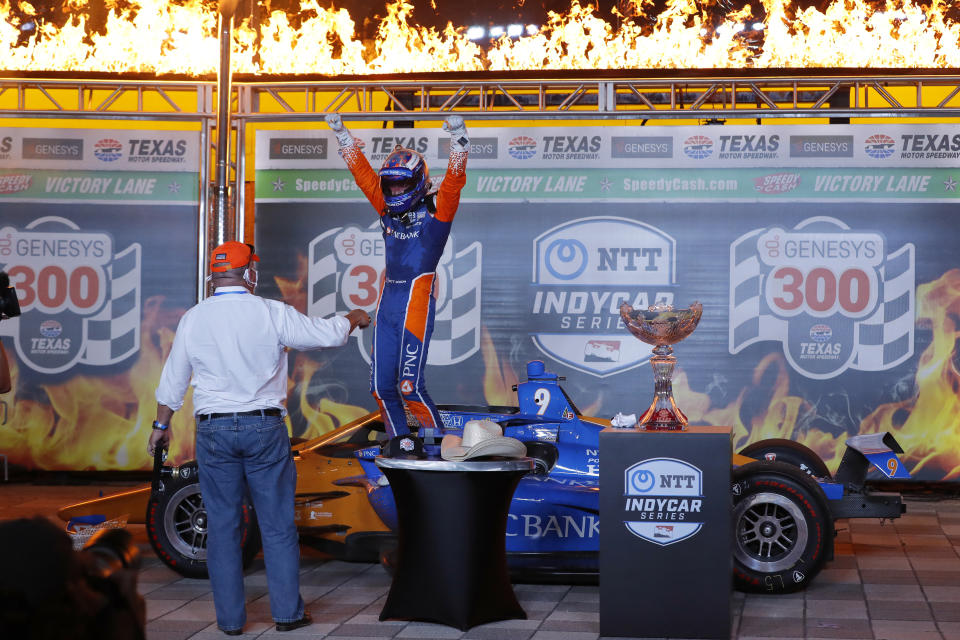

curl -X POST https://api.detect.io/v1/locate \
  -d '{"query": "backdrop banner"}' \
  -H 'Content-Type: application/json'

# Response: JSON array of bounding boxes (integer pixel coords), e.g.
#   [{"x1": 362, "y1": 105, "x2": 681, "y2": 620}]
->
[
  {"x1": 255, "y1": 124, "x2": 960, "y2": 482},
  {"x1": 0, "y1": 126, "x2": 200, "y2": 470}
]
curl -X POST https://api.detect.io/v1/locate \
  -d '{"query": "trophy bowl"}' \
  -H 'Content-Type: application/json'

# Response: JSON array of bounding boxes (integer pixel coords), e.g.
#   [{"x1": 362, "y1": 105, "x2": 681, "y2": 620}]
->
[{"x1": 619, "y1": 301, "x2": 702, "y2": 430}]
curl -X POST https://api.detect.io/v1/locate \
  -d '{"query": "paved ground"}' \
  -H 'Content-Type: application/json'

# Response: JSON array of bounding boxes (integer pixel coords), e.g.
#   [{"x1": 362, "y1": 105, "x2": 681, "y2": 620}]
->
[{"x1": 1, "y1": 480, "x2": 959, "y2": 639}]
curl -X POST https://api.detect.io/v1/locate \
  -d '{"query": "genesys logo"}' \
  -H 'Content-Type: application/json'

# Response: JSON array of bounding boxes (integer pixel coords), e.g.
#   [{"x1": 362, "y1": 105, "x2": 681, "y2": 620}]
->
[
  {"x1": 93, "y1": 138, "x2": 123, "y2": 162},
  {"x1": 864, "y1": 134, "x2": 895, "y2": 159},
  {"x1": 789, "y1": 135, "x2": 853, "y2": 158},
  {"x1": 126, "y1": 138, "x2": 188, "y2": 164},
  {"x1": 682, "y1": 135, "x2": 713, "y2": 159},
  {"x1": 0, "y1": 174, "x2": 32, "y2": 194},
  {"x1": 611, "y1": 136, "x2": 672, "y2": 159},
  {"x1": 623, "y1": 457, "x2": 704, "y2": 546},
  {"x1": 754, "y1": 172, "x2": 799, "y2": 194},
  {"x1": 23, "y1": 138, "x2": 83, "y2": 161},
  {"x1": 529, "y1": 216, "x2": 676, "y2": 377},
  {"x1": 439, "y1": 137, "x2": 498, "y2": 159},
  {"x1": 508, "y1": 136, "x2": 537, "y2": 160},
  {"x1": 269, "y1": 138, "x2": 328, "y2": 160}
]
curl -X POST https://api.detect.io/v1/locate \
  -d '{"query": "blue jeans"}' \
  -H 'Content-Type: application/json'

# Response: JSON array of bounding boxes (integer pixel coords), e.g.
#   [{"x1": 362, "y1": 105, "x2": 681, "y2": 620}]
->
[{"x1": 195, "y1": 413, "x2": 305, "y2": 631}]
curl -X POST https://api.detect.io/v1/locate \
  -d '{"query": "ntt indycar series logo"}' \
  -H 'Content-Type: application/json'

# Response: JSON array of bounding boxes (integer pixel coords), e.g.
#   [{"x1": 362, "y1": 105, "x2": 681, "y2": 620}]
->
[
  {"x1": 623, "y1": 458, "x2": 704, "y2": 546},
  {"x1": 530, "y1": 216, "x2": 676, "y2": 377}
]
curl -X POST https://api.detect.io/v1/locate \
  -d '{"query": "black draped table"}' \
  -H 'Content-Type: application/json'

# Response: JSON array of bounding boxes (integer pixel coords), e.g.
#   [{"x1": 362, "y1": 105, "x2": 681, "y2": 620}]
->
[{"x1": 375, "y1": 457, "x2": 534, "y2": 631}]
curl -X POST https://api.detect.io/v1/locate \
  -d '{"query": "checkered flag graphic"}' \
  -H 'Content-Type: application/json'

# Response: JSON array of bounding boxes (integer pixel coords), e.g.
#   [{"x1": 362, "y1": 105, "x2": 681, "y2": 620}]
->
[
  {"x1": 728, "y1": 229, "x2": 784, "y2": 353},
  {"x1": 307, "y1": 227, "x2": 342, "y2": 319},
  {"x1": 430, "y1": 241, "x2": 482, "y2": 365},
  {"x1": 81, "y1": 243, "x2": 141, "y2": 365},
  {"x1": 852, "y1": 244, "x2": 915, "y2": 371},
  {"x1": 306, "y1": 227, "x2": 482, "y2": 366}
]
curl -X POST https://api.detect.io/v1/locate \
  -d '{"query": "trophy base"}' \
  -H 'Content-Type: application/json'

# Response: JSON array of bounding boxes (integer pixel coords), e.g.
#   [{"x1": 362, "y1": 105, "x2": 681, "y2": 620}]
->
[{"x1": 637, "y1": 406, "x2": 688, "y2": 431}]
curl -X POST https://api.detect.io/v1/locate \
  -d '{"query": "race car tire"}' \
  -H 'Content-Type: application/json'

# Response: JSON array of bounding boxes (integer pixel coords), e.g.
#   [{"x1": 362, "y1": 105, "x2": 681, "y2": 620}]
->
[
  {"x1": 739, "y1": 439, "x2": 831, "y2": 479},
  {"x1": 732, "y1": 460, "x2": 833, "y2": 594},
  {"x1": 146, "y1": 470, "x2": 261, "y2": 579}
]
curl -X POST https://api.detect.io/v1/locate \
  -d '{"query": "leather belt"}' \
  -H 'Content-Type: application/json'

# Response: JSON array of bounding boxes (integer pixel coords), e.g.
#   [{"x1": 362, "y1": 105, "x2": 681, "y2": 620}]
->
[{"x1": 197, "y1": 408, "x2": 282, "y2": 421}]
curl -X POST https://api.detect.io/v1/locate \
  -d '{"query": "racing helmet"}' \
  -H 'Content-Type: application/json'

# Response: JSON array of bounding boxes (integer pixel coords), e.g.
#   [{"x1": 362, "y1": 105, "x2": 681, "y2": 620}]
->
[{"x1": 379, "y1": 146, "x2": 429, "y2": 217}]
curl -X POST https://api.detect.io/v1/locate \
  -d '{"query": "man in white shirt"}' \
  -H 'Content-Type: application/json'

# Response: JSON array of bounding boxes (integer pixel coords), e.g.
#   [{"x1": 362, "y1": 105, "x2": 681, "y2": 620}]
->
[{"x1": 149, "y1": 241, "x2": 369, "y2": 635}]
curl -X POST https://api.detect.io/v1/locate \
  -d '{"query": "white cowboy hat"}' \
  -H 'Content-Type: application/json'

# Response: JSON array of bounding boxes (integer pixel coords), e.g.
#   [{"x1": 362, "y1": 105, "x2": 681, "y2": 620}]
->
[{"x1": 440, "y1": 419, "x2": 527, "y2": 461}]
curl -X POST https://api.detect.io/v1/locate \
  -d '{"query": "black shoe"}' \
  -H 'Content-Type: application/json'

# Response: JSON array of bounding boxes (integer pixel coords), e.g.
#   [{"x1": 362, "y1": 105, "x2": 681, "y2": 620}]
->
[
  {"x1": 381, "y1": 434, "x2": 425, "y2": 459},
  {"x1": 220, "y1": 628, "x2": 242, "y2": 636},
  {"x1": 276, "y1": 612, "x2": 312, "y2": 632}
]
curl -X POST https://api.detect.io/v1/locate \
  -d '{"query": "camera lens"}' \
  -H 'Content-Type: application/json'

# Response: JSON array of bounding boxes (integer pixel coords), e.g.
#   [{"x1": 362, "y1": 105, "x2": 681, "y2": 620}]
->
[{"x1": 83, "y1": 527, "x2": 142, "y2": 577}]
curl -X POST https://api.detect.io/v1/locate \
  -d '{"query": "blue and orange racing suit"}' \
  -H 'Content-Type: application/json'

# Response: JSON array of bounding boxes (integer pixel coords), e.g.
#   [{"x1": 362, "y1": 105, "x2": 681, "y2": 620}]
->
[{"x1": 338, "y1": 142, "x2": 468, "y2": 438}]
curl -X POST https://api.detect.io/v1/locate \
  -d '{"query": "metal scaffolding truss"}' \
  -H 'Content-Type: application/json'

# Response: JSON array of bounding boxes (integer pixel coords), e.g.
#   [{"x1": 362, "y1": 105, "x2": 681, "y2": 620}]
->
[
  {"x1": 4, "y1": 72, "x2": 960, "y2": 120},
  {"x1": 4, "y1": 71, "x2": 960, "y2": 259},
  {"x1": 235, "y1": 72, "x2": 960, "y2": 121},
  {"x1": 0, "y1": 77, "x2": 216, "y2": 119}
]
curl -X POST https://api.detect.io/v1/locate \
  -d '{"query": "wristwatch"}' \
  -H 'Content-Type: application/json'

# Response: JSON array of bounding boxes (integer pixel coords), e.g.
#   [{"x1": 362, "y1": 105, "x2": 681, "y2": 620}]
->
[{"x1": 152, "y1": 421, "x2": 169, "y2": 431}]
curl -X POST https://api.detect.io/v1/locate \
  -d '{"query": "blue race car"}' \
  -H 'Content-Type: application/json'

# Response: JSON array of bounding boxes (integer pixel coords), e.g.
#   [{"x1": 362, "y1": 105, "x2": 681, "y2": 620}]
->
[
  {"x1": 63, "y1": 360, "x2": 909, "y2": 594},
  {"x1": 348, "y1": 360, "x2": 910, "y2": 593}
]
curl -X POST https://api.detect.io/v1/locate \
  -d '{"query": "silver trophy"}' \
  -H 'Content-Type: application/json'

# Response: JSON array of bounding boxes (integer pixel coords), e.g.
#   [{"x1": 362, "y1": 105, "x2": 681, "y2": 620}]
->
[{"x1": 619, "y1": 301, "x2": 703, "y2": 430}]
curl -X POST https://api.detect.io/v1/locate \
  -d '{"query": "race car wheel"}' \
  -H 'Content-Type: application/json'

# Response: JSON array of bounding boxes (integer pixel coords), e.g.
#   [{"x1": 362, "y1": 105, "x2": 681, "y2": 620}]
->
[
  {"x1": 732, "y1": 460, "x2": 832, "y2": 594},
  {"x1": 146, "y1": 472, "x2": 261, "y2": 579},
  {"x1": 739, "y1": 439, "x2": 831, "y2": 479}
]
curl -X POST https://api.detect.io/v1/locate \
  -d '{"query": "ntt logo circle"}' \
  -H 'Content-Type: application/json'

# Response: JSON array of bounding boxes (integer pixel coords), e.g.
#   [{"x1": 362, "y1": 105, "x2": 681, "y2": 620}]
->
[
  {"x1": 544, "y1": 238, "x2": 588, "y2": 280},
  {"x1": 683, "y1": 135, "x2": 713, "y2": 159},
  {"x1": 508, "y1": 136, "x2": 537, "y2": 160},
  {"x1": 864, "y1": 134, "x2": 895, "y2": 159}
]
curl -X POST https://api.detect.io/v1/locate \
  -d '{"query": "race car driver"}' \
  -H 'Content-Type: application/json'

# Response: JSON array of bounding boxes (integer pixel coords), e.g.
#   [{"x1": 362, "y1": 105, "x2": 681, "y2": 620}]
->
[{"x1": 325, "y1": 113, "x2": 469, "y2": 458}]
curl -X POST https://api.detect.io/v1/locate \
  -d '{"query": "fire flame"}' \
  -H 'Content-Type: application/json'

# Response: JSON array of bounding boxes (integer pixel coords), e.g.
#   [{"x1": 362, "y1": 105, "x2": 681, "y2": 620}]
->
[
  {"x1": 2, "y1": 0, "x2": 959, "y2": 75},
  {"x1": 859, "y1": 270, "x2": 960, "y2": 480},
  {"x1": 0, "y1": 296, "x2": 199, "y2": 470},
  {"x1": 672, "y1": 272, "x2": 960, "y2": 480},
  {"x1": 5, "y1": 248, "x2": 959, "y2": 478}
]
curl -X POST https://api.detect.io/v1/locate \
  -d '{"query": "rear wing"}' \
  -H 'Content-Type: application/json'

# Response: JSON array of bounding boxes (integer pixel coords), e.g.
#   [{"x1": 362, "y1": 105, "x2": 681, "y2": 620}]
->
[{"x1": 834, "y1": 432, "x2": 911, "y2": 488}]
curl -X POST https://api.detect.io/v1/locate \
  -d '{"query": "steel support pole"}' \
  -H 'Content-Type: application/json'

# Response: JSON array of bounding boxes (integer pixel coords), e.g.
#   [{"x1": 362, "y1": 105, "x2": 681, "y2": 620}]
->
[{"x1": 212, "y1": 2, "x2": 236, "y2": 255}]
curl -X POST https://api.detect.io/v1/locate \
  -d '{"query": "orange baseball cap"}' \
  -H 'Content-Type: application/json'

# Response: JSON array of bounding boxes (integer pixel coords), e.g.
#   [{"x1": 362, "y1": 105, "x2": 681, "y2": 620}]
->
[{"x1": 210, "y1": 241, "x2": 259, "y2": 272}]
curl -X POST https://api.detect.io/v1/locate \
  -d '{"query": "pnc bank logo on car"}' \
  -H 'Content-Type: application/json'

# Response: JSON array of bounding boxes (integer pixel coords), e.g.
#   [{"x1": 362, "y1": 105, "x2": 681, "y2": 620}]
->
[{"x1": 622, "y1": 457, "x2": 705, "y2": 546}]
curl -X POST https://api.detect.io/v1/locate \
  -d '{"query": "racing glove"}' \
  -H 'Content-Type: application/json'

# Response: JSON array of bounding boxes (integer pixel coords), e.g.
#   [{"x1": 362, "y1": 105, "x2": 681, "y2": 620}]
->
[
  {"x1": 443, "y1": 115, "x2": 470, "y2": 153},
  {"x1": 324, "y1": 113, "x2": 355, "y2": 147}
]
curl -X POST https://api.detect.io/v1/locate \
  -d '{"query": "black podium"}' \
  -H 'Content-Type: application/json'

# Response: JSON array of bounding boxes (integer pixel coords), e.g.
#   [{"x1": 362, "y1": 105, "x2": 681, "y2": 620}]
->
[
  {"x1": 599, "y1": 426, "x2": 732, "y2": 639},
  {"x1": 376, "y1": 457, "x2": 533, "y2": 631}
]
